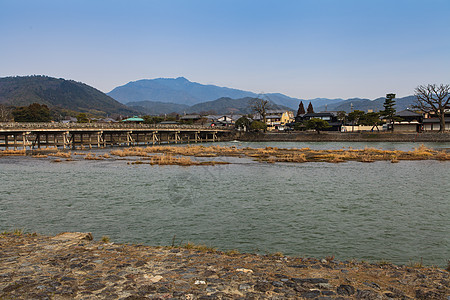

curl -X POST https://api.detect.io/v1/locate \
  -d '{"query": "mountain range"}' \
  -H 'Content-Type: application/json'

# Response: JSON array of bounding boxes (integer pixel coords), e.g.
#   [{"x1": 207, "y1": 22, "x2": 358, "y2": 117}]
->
[
  {"x1": 108, "y1": 77, "x2": 418, "y2": 114},
  {"x1": 0, "y1": 75, "x2": 419, "y2": 117}
]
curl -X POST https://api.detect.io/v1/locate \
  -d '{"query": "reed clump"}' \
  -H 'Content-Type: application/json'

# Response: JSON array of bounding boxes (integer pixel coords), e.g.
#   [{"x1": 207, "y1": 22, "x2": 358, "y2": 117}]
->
[
  {"x1": 275, "y1": 153, "x2": 307, "y2": 163},
  {"x1": 48, "y1": 151, "x2": 71, "y2": 158},
  {"x1": 0, "y1": 149, "x2": 26, "y2": 156},
  {"x1": 84, "y1": 153, "x2": 104, "y2": 160}
]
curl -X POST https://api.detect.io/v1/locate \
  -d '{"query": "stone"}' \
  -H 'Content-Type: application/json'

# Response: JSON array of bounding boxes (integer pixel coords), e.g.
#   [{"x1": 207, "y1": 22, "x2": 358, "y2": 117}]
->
[
  {"x1": 337, "y1": 284, "x2": 355, "y2": 296},
  {"x1": 355, "y1": 289, "x2": 382, "y2": 299},
  {"x1": 318, "y1": 283, "x2": 333, "y2": 289},
  {"x1": 291, "y1": 278, "x2": 329, "y2": 284},
  {"x1": 254, "y1": 282, "x2": 272, "y2": 292},
  {"x1": 236, "y1": 268, "x2": 253, "y2": 273},
  {"x1": 238, "y1": 283, "x2": 252, "y2": 291},
  {"x1": 272, "y1": 281, "x2": 283, "y2": 287},
  {"x1": 301, "y1": 290, "x2": 321, "y2": 298}
]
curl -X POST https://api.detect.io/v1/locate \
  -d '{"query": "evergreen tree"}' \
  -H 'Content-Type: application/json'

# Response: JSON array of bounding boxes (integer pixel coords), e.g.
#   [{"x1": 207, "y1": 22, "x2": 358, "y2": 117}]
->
[
  {"x1": 307, "y1": 102, "x2": 314, "y2": 114},
  {"x1": 12, "y1": 103, "x2": 51, "y2": 122},
  {"x1": 380, "y1": 93, "x2": 396, "y2": 131},
  {"x1": 296, "y1": 101, "x2": 305, "y2": 116}
]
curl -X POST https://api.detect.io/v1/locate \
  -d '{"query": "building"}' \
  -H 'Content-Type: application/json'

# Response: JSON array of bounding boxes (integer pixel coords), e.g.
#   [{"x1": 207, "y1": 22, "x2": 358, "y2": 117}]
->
[
  {"x1": 261, "y1": 110, "x2": 294, "y2": 131},
  {"x1": 299, "y1": 112, "x2": 342, "y2": 131},
  {"x1": 392, "y1": 110, "x2": 423, "y2": 132},
  {"x1": 206, "y1": 115, "x2": 242, "y2": 127},
  {"x1": 421, "y1": 105, "x2": 450, "y2": 132},
  {"x1": 121, "y1": 116, "x2": 144, "y2": 123}
]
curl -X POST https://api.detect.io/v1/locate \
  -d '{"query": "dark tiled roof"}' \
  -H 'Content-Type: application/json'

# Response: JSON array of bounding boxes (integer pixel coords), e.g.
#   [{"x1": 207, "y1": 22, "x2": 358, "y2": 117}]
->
[{"x1": 395, "y1": 110, "x2": 422, "y2": 117}]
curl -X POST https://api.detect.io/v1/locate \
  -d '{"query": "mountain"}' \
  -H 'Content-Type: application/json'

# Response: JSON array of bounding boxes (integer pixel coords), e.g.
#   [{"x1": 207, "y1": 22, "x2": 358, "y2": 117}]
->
[
  {"x1": 107, "y1": 77, "x2": 350, "y2": 111},
  {"x1": 187, "y1": 97, "x2": 292, "y2": 115},
  {"x1": 128, "y1": 97, "x2": 292, "y2": 115},
  {"x1": 315, "y1": 95, "x2": 418, "y2": 113},
  {"x1": 108, "y1": 77, "x2": 256, "y2": 106},
  {"x1": 0, "y1": 75, "x2": 135, "y2": 116},
  {"x1": 126, "y1": 100, "x2": 189, "y2": 115}
]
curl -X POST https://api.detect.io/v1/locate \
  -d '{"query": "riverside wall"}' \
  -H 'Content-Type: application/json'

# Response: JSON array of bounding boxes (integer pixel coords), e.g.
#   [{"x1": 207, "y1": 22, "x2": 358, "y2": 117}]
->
[{"x1": 234, "y1": 131, "x2": 450, "y2": 143}]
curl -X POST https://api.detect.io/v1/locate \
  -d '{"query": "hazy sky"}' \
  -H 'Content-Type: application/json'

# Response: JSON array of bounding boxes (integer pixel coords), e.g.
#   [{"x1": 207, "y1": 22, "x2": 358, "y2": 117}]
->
[{"x1": 1, "y1": 0, "x2": 449, "y2": 99}]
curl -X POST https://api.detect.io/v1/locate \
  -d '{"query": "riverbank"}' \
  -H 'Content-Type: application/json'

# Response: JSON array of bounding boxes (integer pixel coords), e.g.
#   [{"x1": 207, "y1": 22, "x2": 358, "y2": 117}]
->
[
  {"x1": 1, "y1": 232, "x2": 448, "y2": 299},
  {"x1": 236, "y1": 132, "x2": 450, "y2": 143}
]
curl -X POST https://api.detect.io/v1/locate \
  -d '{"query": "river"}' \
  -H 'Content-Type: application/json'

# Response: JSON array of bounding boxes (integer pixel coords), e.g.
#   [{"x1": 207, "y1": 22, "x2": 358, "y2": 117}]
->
[{"x1": 0, "y1": 141, "x2": 449, "y2": 266}]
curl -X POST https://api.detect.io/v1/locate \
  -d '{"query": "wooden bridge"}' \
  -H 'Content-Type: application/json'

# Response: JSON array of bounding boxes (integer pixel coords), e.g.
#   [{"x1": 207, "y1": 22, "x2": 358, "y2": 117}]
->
[{"x1": 0, "y1": 123, "x2": 233, "y2": 150}]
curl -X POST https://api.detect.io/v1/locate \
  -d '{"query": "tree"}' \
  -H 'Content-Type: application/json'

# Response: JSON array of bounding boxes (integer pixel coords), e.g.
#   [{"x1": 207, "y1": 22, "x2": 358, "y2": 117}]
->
[
  {"x1": 305, "y1": 118, "x2": 330, "y2": 134},
  {"x1": 336, "y1": 111, "x2": 347, "y2": 124},
  {"x1": 296, "y1": 101, "x2": 305, "y2": 117},
  {"x1": 143, "y1": 115, "x2": 164, "y2": 124},
  {"x1": 360, "y1": 112, "x2": 381, "y2": 127},
  {"x1": 0, "y1": 104, "x2": 13, "y2": 122},
  {"x1": 76, "y1": 113, "x2": 89, "y2": 123},
  {"x1": 307, "y1": 102, "x2": 314, "y2": 114},
  {"x1": 380, "y1": 93, "x2": 396, "y2": 131},
  {"x1": 347, "y1": 110, "x2": 365, "y2": 125},
  {"x1": 12, "y1": 103, "x2": 51, "y2": 122},
  {"x1": 235, "y1": 116, "x2": 251, "y2": 131},
  {"x1": 250, "y1": 120, "x2": 267, "y2": 132},
  {"x1": 414, "y1": 84, "x2": 450, "y2": 132},
  {"x1": 250, "y1": 97, "x2": 271, "y2": 130}
]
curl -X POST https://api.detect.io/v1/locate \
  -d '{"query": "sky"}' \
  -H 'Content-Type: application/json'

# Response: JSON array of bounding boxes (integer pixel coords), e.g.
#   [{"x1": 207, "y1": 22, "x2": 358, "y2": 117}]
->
[{"x1": 1, "y1": 0, "x2": 449, "y2": 100}]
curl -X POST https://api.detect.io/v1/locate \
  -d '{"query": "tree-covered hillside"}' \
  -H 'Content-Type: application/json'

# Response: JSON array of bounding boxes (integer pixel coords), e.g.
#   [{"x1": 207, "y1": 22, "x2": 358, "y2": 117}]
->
[{"x1": 0, "y1": 76, "x2": 135, "y2": 116}]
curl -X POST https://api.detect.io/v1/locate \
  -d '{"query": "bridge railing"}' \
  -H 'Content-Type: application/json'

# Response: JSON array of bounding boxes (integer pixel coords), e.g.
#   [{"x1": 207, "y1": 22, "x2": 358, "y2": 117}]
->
[{"x1": 0, "y1": 122, "x2": 231, "y2": 131}]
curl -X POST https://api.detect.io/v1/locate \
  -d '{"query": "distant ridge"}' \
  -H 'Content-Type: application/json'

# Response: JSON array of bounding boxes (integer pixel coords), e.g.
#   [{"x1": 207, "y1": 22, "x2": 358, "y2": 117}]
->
[
  {"x1": 108, "y1": 77, "x2": 256, "y2": 106},
  {"x1": 108, "y1": 77, "x2": 417, "y2": 115},
  {"x1": 316, "y1": 95, "x2": 418, "y2": 113},
  {"x1": 128, "y1": 97, "x2": 292, "y2": 115},
  {"x1": 0, "y1": 75, "x2": 135, "y2": 116}
]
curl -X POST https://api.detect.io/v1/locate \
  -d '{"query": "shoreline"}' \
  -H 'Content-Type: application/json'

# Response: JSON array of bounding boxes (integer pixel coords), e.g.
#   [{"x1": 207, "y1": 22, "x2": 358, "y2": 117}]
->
[
  {"x1": 1, "y1": 232, "x2": 448, "y2": 299},
  {"x1": 235, "y1": 131, "x2": 450, "y2": 143}
]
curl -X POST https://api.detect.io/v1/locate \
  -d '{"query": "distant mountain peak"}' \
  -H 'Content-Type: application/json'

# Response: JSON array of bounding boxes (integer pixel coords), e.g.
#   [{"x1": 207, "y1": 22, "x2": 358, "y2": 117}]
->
[{"x1": 174, "y1": 76, "x2": 189, "y2": 81}]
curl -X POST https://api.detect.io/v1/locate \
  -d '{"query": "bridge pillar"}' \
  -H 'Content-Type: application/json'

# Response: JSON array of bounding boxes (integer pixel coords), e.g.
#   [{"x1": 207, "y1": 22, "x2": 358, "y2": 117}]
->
[{"x1": 152, "y1": 131, "x2": 159, "y2": 145}]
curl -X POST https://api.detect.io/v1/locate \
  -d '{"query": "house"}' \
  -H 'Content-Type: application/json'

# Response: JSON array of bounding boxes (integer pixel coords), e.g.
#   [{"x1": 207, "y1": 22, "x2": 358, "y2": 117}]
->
[
  {"x1": 300, "y1": 112, "x2": 342, "y2": 131},
  {"x1": 422, "y1": 117, "x2": 450, "y2": 131},
  {"x1": 97, "y1": 117, "x2": 118, "y2": 123},
  {"x1": 421, "y1": 105, "x2": 450, "y2": 131},
  {"x1": 206, "y1": 115, "x2": 242, "y2": 127},
  {"x1": 121, "y1": 116, "x2": 144, "y2": 123},
  {"x1": 61, "y1": 117, "x2": 77, "y2": 124},
  {"x1": 180, "y1": 114, "x2": 202, "y2": 123},
  {"x1": 256, "y1": 110, "x2": 294, "y2": 131},
  {"x1": 392, "y1": 110, "x2": 423, "y2": 132}
]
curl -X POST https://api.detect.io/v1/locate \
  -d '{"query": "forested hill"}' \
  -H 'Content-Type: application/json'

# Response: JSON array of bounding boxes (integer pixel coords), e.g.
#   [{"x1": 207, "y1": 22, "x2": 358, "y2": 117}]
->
[{"x1": 0, "y1": 76, "x2": 135, "y2": 116}]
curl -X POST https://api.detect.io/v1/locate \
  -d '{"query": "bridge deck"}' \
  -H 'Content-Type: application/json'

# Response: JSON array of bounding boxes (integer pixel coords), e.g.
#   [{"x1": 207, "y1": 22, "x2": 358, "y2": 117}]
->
[{"x1": 0, "y1": 123, "x2": 233, "y2": 150}]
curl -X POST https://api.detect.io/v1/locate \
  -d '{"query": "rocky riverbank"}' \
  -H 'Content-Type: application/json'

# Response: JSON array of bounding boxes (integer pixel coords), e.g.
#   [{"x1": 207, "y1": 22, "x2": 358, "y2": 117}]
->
[{"x1": 1, "y1": 232, "x2": 449, "y2": 299}]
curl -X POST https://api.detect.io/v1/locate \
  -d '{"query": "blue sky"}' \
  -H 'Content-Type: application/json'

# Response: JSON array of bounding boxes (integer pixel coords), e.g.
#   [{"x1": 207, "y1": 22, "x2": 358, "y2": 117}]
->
[{"x1": 1, "y1": 0, "x2": 449, "y2": 99}]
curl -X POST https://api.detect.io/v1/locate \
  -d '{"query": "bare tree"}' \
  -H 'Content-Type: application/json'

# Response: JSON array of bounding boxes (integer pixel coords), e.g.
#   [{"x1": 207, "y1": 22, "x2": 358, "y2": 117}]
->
[
  {"x1": 0, "y1": 104, "x2": 13, "y2": 122},
  {"x1": 250, "y1": 96, "x2": 271, "y2": 125},
  {"x1": 414, "y1": 84, "x2": 450, "y2": 132}
]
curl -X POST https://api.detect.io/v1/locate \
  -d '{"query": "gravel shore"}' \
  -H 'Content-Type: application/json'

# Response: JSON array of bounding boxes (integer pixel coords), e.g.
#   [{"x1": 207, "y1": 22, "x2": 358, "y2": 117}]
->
[{"x1": 0, "y1": 232, "x2": 448, "y2": 299}]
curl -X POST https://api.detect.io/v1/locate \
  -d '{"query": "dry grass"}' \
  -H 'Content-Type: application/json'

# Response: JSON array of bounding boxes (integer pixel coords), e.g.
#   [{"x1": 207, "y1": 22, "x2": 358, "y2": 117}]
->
[
  {"x1": 48, "y1": 151, "x2": 71, "y2": 158},
  {"x1": 11, "y1": 144, "x2": 449, "y2": 165},
  {"x1": 84, "y1": 153, "x2": 104, "y2": 160},
  {"x1": 106, "y1": 144, "x2": 450, "y2": 164},
  {"x1": 180, "y1": 242, "x2": 217, "y2": 253},
  {"x1": 0, "y1": 149, "x2": 26, "y2": 156},
  {"x1": 275, "y1": 153, "x2": 307, "y2": 163}
]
